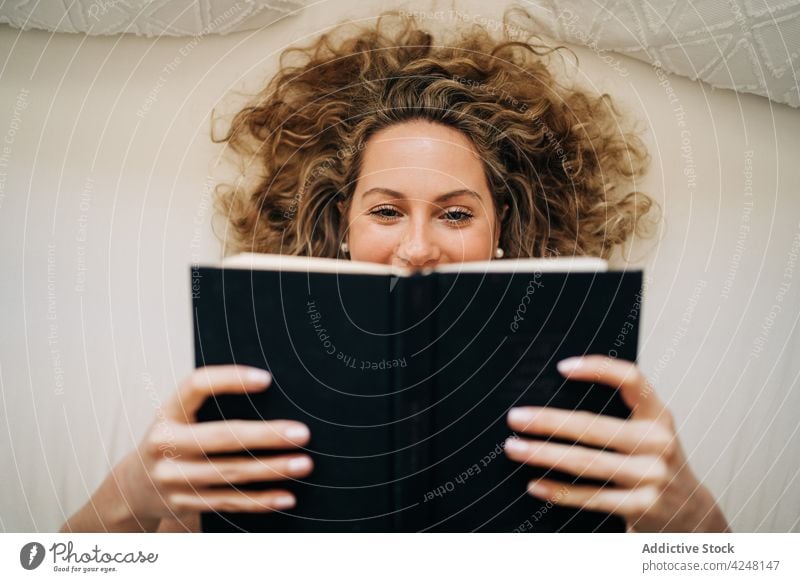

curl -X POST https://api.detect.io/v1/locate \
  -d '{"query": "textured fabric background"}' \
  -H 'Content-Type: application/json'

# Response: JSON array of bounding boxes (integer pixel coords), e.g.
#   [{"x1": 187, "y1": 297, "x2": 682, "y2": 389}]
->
[
  {"x1": 1, "y1": 0, "x2": 797, "y2": 107},
  {"x1": 528, "y1": 0, "x2": 800, "y2": 107},
  {"x1": 0, "y1": 0, "x2": 306, "y2": 37}
]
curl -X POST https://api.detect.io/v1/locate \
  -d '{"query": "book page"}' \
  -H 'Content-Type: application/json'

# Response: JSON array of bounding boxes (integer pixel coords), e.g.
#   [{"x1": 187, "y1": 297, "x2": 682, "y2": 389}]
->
[{"x1": 217, "y1": 253, "x2": 607, "y2": 275}]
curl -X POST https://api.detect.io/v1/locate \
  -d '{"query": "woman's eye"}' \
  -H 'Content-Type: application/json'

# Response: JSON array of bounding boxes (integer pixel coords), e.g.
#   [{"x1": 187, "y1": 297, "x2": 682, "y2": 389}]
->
[
  {"x1": 367, "y1": 206, "x2": 474, "y2": 224},
  {"x1": 442, "y1": 209, "x2": 474, "y2": 224},
  {"x1": 369, "y1": 206, "x2": 401, "y2": 220}
]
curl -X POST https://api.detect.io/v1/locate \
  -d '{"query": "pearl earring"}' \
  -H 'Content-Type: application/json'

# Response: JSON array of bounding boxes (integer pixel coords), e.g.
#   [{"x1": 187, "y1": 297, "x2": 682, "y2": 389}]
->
[
  {"x1": 494, "y1": 247, "x2": 504, "y2": 259},
  {"x1": 340, "y1": 242, "x2": 349, "y2": 254}
]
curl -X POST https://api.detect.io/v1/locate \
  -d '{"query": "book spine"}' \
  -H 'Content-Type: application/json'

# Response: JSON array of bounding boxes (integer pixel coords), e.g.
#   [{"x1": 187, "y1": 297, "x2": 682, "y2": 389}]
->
[{"x1": 391, "y1": 272, "x2": 436, "y2": 532}]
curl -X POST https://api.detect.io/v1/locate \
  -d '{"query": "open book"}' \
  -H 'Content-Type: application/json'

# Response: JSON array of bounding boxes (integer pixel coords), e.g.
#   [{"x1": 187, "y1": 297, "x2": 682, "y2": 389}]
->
[{"x1": 192, "y1": 253, "x2": 642, "y2": 532}]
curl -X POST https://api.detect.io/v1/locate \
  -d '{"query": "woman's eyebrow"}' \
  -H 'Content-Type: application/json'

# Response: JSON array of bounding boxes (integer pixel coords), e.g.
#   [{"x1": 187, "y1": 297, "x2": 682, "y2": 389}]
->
[{"x1": 361, "y1": 187, "x2": 481, "y2": 202}]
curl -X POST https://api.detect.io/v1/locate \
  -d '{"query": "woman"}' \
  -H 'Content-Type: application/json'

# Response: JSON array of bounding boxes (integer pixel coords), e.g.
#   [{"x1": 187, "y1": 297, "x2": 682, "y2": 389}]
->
[{"x1": 60, "y1": 12, "x2": 730, "y2": 533}]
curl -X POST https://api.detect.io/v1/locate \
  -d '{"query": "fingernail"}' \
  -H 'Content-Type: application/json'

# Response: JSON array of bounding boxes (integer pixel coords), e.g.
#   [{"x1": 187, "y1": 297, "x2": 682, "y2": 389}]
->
[
  {"x1": 508, "y1": 407, "x2": 536, "y2": 424},
  {"x1": 284, "y1": 424, "x2": 310, "y2": 442},
  {"x1": 528, "y1": 480, "x2": 550, "y2": 497},
  {"x1": 504, "y1": 437, "x2": 528, "y2": 454},
  {"x1": 288, "y1": 456, "x2": 312, "y2": 473},
  {"x1": 272, "y1": 494, "x2": 295, "y2": 509},
  {"x1": 246, "y1": 368, "x2": 271, "y2": 385},
  {"x1": 557, "y1": 357, "x2": 583, "y2": 374}
]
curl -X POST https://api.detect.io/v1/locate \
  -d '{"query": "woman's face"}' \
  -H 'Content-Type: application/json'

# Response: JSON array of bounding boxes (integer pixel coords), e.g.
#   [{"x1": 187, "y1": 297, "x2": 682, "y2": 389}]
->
[{"x1": 341, "y1": 120, "x2": 503, "y2": 269}]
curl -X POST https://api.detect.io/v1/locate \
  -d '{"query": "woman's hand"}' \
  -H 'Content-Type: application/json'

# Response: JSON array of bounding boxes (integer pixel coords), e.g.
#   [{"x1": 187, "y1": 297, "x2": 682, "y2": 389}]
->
[
  {"x1": 61, "y1": 365, "x2": 313, "y2": 532},
  {"x1": 504, "y1": 355, "x2": 730, "y2": 532}
]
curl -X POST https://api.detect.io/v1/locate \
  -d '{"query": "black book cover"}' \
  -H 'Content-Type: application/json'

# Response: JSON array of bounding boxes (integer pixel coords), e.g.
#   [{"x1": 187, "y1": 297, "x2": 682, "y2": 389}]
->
[{"x1": 192, "y1": 262, "x2": 642, "y2": 532}]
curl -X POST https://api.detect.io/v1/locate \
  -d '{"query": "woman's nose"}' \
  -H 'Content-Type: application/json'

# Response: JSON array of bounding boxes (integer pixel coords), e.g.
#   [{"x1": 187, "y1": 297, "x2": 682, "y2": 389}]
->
[{"x1": 398, "y1": 221, "x2": 441, "y2": 268}]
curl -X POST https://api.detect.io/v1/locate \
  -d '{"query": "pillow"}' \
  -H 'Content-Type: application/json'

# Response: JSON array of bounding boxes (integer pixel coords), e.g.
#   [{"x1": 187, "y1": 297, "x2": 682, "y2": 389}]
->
[
  {"x1": 0, "y1": 0, "x2": 305, "y2": 37},
  {"x1": 527, "y1": 0, "x2": 799, "y2": 107},
  {"x1": 2, "y1": 1, "x2": 796, "y2": 106}
]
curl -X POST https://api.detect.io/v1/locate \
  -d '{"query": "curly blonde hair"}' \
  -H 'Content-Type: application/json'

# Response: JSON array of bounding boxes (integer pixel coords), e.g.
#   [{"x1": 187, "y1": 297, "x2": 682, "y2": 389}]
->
[{"x1": 213, "y1": 10, "x2": 654, "y2": 259}]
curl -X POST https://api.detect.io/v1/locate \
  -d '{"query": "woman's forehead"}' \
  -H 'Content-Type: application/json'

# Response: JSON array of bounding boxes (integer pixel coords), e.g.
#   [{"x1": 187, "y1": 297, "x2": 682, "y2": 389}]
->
[{"x1": 355, "y1": 121, "x2": 490, "y2": 195}]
